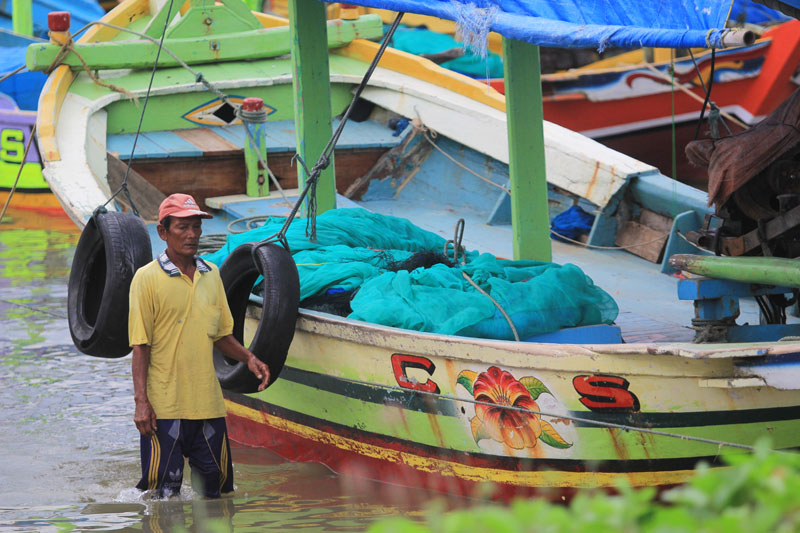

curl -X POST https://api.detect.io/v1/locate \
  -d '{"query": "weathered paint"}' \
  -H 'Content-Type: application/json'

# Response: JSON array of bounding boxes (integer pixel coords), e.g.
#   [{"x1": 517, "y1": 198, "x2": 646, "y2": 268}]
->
[
  {"x1": 33, "y1": 0, "x2": 800, "y2": 497},
  {"x1": 503, "y1": 37, "x2": 551, "y2": 262},
  {"x1": 225, "y1": 396, "x2": 700, "y2": 496},
  {"x1": 243, "y1": 112, "x2": 268, "y2": 197},
  {"x1": 26, "y1": 15, "x2": 383, "y2": 71},
  {"x1": 288, "y1": 0, "x2": 336, "y2": 214},
  {"x1": 671, "y1": 254, "x2": 800, "y2": 288},
  {"x1": 35, "y1": 0, "x2": 150, "y2": 161}
]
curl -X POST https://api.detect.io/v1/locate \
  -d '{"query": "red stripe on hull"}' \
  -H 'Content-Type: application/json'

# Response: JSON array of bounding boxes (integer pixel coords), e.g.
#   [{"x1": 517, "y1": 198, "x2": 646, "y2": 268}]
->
[{"x1": 225, "y1": 410, "x2": 570, "y2": 501}]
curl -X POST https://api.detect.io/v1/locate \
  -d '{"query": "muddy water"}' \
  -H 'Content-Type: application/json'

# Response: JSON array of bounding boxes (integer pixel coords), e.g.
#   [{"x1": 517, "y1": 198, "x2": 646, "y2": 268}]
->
[{"x1": 0, "y1": 204, "x2": 467, "y2": 531}]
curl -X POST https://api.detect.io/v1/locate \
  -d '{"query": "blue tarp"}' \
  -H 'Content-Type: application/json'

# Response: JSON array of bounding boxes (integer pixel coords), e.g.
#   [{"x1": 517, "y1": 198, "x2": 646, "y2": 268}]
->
[{"x1": 332, "y1": 0, "x2": 784, "y2": 50}]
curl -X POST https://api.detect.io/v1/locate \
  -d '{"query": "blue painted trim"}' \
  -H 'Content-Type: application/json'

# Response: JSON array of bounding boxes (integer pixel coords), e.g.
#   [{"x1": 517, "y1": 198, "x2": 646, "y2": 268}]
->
[
  {"x1": 677, "y1": 278, "x2": 793, "y2": 300},
  {"x1": 212, "y1": 124, "x2": 247, "y2": 147},
  {"x1": 107, "y1": 133, "x2": 166, "y2": 160},
  {"x1": 487, "y1": 180, "x2": 510, "y2": 225},
  {"x1": 142, "y1": 131, "x2": 203, "y2": 158},
  {"x1": 628, "y1": 173, "x2": 710, "y2": 220},
  {"x1": 107, "y1": 119, "x2": 403, "y2": 160},
  {"x1": 727, "y1": 324, "x2": 800, "y2": 343},
  {"x1": 524, "y1": 324, "x2": 622, "y2": 344},
  {"x1": 661, "y1": 210, "x2": 709, "y2": 274}
]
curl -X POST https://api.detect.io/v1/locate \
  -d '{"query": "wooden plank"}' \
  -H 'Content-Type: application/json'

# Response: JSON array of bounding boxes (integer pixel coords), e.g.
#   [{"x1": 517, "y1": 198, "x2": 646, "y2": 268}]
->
[
  {"x1": 615, "y1": 220, "x2": 668, "y2": 263},
  {"x1": 122, "y1": 147, "x2": 386, "y2": 210},
  {"x1": 124, "y1": 155, "x2": 246, "y2": 211},
  {"x1": 106, "y1": 153, "x2": 166, "y2": 222},
  {"x1": 504, "y1": 37, "x2": 551, "y2": 262},
  {"x1": 143, "y1": 131, "x2": 204, "y2": 158},
  {"x1": 107, "y1": 133, "x2": 168, "y2": 160},
  {"x1": 26, "y1": 16, "x2": 383, "y2": 71},
  {"x1": 174, "y1": 128, "x2": 241, "y2": 156},
  {"x1": 639, "y1": 208, "x2": 673, "y2": 233},
  {"x1": 289, "y1": 0, "x2": 337, "y2": 214},
  {"x1": 213, "y1": 125, "x2": 247, "y2": 148}
]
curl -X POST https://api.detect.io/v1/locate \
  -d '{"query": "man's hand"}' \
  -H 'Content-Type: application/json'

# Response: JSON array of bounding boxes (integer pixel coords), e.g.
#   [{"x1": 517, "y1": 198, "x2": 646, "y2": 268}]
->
[
  {"x1": 247, "y1": 355, "x2": 271, "y2": 391},
  {"x1": 215, "y1": 335, "x2": 272, "y2": 391},
  {"x1": 134, "y1": 399, "x2": 157, "y2": 436}
]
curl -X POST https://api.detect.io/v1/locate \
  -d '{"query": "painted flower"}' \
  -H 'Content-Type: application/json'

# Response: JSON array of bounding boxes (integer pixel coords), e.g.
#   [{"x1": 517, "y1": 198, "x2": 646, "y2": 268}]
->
[{"x1": 457, "y1": 366, "x2": 571, "y2": 450}]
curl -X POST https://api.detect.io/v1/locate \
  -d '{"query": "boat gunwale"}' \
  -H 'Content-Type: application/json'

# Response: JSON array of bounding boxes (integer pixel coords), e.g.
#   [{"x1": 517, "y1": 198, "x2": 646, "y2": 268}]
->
[{"x1": 288, "y1": 306, "x2": 800, "y2": 362}]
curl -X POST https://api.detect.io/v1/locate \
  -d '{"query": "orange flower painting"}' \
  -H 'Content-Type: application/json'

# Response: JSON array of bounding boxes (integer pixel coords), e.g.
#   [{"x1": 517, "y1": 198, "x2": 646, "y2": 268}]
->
[{"x1": 457, "y1": 366, "x2": 571, "y2": 450}]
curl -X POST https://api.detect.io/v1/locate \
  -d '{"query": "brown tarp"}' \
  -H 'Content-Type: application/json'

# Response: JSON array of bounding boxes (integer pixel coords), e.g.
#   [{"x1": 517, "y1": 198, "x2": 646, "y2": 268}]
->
[{"x1": 686, "y1": 86, "x2": 800, "y2": 208}]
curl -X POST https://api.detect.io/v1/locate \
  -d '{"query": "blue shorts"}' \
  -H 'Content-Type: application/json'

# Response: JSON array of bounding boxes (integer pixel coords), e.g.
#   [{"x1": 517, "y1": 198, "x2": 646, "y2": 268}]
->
[{"x1": 136, "y1": 418, "x2": 234, "y2": 498}]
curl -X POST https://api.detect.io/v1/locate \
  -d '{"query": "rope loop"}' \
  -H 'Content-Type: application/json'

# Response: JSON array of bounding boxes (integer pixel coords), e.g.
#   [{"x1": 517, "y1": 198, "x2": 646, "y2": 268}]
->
[
  {"x1": 46, "y1": 30, "x2": 139, "y2": 103},
  {"x1": 444, "y1": 218, "x2": 467, "y2": 265},
  {"x1": 313, "y1": 154, "x2": 331, "y2": 173}
]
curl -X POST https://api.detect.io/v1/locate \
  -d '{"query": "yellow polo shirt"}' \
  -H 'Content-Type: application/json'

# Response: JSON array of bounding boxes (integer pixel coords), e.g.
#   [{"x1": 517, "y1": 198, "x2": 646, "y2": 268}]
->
[{"x1": 128, "y1": 252, "x2": 233, "y2": 419}]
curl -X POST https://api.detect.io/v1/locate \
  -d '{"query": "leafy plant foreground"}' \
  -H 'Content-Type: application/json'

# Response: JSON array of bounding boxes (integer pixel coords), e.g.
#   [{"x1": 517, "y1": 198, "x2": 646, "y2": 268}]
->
[{"x1": 369, "y1": 440, "x2": 800, "y2": 533}]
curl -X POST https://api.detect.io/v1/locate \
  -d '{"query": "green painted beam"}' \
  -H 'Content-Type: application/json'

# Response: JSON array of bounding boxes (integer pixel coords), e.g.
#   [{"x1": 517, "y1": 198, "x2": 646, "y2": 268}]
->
[
  {"x1": 503, "y1": 37, "x2": 551, "y2": 262},
  {"x1": 239, "y1": 0, "x2": 262, "y2": 12},
  {"x1": 12, "y1": 0, "x2": 33, "y2": 37},
  {"x1": 289, "y1": 0, "x2": 336, "y2": 215},
  {"x1": 166, "y1": 3, "x2": 262, "y2": 39},
  {"x1": 669, "y1": 254, "x2": 800, "y2": 288},
  {"x1": 142, "y1": 0, "x2": 183, "y2": 39},
  {"x1": 244, "y1": 120, "x2": 269, "y2": 197},
  {"x1": 25, "y1": 15, "x2": 383, "y2": 72}
]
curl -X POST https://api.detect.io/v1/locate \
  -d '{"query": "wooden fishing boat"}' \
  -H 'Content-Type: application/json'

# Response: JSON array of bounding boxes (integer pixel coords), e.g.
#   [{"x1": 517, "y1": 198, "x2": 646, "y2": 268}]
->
[
  {"x1": 487, "y1": 19, "x2": 800, "y2": 189},
  {"x1": 30, "y1": 0, "x2": 800, "y2": 499},
  {"x1": 0, "y1": 0, "x2": 105, "y2": 212}
]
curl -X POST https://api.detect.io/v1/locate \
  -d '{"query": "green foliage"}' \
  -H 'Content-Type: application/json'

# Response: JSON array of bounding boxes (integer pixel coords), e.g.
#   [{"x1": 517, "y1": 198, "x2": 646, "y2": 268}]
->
[{"x1": 368, "y1": 440, "x2": 800, "y2": 533}]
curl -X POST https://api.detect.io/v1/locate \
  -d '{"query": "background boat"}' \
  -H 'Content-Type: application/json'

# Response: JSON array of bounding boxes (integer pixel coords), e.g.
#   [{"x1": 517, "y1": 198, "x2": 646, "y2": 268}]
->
[
  {"x1": 0, "y1": 0, "x2": 105, "y2": 212},
  {"x1": 502, "y1": 19, "x2": 800, "y2": 190},
  {"x1": 304, "y1": 2, "x2": 797, "y2": 191},
  {"x1": 29, "y1": 0, "x2": 800, "y2": 499}
]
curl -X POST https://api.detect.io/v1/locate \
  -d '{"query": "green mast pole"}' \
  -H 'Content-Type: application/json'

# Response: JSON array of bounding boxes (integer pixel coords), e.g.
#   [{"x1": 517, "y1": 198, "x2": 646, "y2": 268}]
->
[
  {"x1": 13, "y1": 0, "x2": 33, "y2": 37},
  {"x1": 288, "y1": 0, "x2": 337, "y2": 215},
  {"x1": 503, "y1": 37, "x2": 551, "y2": 262}
]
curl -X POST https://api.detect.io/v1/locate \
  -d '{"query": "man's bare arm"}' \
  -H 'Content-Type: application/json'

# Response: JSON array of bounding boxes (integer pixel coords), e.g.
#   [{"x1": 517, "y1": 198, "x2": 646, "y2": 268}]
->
[
  {"x1": 132, "y1": 344, "x2": 157, "y2": 436},
  {"x1": 214, "y1": 335, "x2": 270, "y2": 391}
]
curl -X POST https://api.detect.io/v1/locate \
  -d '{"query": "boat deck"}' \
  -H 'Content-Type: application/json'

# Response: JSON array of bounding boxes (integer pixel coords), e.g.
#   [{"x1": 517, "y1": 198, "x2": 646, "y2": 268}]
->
[
  {"x1": 615, "y1": 312, "x2": 694, "y2": 343},
  {"x1": 178, "y1": 190, "x2": 741, "y2": 345}
]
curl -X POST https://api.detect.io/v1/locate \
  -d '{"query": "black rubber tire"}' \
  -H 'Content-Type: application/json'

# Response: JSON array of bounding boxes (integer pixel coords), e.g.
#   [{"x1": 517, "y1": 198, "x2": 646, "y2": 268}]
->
[
  {"x1": 214, "y1": 242, "x2": 300, "y2": 393},
  {"x1": 68, "y1": 210, "x2": 152, "y2": 358}
]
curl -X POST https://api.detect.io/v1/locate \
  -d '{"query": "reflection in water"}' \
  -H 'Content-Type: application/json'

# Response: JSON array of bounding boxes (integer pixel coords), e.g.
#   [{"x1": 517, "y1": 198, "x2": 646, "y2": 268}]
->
[{"x1": 0, "y1": 205, "x2": 472, "y2": 531}]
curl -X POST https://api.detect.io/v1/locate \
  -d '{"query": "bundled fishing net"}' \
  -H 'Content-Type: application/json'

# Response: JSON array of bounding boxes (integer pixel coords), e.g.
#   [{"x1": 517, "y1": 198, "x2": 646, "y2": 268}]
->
[{"x1": 203, "y1": 208, "x2": 618, "y2": 341}]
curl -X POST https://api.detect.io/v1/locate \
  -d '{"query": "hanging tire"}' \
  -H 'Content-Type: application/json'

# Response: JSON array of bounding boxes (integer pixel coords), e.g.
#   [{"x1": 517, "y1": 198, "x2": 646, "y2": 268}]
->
[
  {"x1": 214, "y1": 242, "x2": 300, "y2": 393},
  {"x1": 68, "y1": 209, "x2": 152, "y2": 358}
]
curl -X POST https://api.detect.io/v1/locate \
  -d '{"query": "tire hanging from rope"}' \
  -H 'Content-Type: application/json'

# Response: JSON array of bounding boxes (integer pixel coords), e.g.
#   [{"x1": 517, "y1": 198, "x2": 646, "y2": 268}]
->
[
  {"x1": 215, "y1": 11, "x2": 406, "y2": 390},
  {"x1": 67, "y1": 0, "x2": 177, "y2": 356}
]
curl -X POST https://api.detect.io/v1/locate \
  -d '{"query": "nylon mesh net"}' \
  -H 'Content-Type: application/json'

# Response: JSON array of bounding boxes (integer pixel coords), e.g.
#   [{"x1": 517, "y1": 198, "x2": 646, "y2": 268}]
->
[{"x1": 203, "y1": 208, "x2": 618, "y2": 341}]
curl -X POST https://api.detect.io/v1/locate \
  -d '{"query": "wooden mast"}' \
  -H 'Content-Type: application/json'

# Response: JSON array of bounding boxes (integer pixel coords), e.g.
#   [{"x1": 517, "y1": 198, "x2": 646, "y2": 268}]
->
[
  {"x1": 288, "y1": 0, "x2": 337, "y2": 215},
  {"x1": 503, "y1": 37, "x2": 552, "y2": 262}
]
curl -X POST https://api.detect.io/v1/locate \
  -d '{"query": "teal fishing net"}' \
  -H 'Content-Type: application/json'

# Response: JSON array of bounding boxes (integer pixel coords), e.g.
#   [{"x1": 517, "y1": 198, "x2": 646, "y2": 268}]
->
[{"x1": 203, "y1": 208, "x2": 618, "y2": 341}]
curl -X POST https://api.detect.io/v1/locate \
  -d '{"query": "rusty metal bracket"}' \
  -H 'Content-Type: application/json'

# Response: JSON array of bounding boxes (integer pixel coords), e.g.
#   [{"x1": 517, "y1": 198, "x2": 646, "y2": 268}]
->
[{"x1": 718, "y1": 203, "x2": 800, "y2": 256}]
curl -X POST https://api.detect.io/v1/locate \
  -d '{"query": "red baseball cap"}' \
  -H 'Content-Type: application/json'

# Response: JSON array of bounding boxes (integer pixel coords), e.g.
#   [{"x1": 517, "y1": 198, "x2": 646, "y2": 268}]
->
[{"x1": 158, "y1": 193, "x2": 212, "y2": 221}]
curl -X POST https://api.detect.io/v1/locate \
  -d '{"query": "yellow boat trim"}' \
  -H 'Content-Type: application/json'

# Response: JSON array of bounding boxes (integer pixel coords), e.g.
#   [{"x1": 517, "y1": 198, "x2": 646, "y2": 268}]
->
[
  {"x1": 37, "y1": 0, "x2": 150, "y2": 162},
  {"x1": 253, "y1": 10, "x2": 507, "y2": 112},
  {"x1": 334, "y1": 40, "x2": 506, "y2": 114},
  {"x1": 226, "y1": 399, "x2": 696, "y2": 488}
]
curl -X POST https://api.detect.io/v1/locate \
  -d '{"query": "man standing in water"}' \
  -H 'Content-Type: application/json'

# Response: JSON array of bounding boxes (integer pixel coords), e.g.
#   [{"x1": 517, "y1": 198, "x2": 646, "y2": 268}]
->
[{"x1": 128, "y1": 193, "x2": 270, "y2": 498}]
